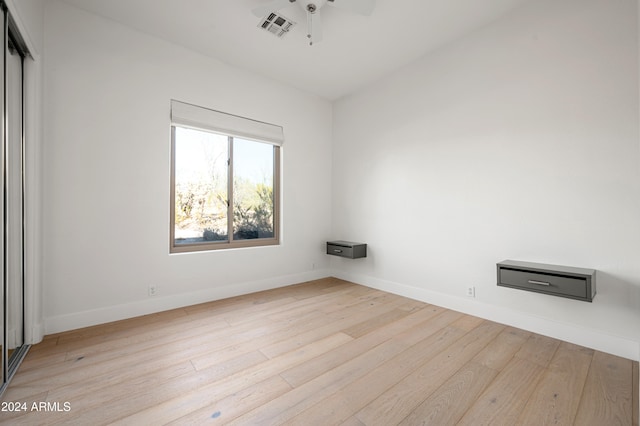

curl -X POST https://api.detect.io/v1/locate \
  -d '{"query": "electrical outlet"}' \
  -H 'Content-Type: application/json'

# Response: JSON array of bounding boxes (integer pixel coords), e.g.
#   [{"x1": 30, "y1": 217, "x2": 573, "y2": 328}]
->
[
  {"x1": 466, "y1": 286, "x2": 475, "y2": 298},
  {"x1": 148, "y1": 285, "x2": 157, "y2": 297}
]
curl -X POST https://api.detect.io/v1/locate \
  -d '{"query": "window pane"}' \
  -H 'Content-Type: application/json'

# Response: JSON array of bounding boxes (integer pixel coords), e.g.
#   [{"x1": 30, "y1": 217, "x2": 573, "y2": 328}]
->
[
  {"x1": 174, "y1": 127, "x2": 228, "y2": 245},
  {"x1": 233, "y1": 138, "x2": 274, "y2": 240}
]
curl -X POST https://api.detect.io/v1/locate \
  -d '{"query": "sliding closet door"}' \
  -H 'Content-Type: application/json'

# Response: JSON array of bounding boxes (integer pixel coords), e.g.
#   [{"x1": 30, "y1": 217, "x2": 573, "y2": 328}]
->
[
  {"x1": 5, "y1": 31, "x2": 23, "y2": 366},
  {"x1": 0, "y1": 5, "x2": 5, "y2": 388},
  {"x1": 0, "y1": 2, "x2": 29, "y2": 395}
]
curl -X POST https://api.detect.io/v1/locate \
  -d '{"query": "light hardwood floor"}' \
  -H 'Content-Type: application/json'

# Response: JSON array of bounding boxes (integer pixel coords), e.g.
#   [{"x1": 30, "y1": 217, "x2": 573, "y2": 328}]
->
[{"x1": 1, "y1": 278, "x2": 638, "y2": 425}]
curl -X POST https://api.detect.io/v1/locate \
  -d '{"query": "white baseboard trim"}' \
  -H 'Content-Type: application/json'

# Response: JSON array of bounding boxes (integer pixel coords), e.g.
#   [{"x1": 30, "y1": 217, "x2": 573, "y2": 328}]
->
[
  {"x1": 27, "y1": 323, "x2": 45, "y2": 345},
  {"x1": 44, "y1": 269, "x2": 332, "y2": 335},
  {"x1": 333, "y1": 270, "x2": 640, "y2": 362}
]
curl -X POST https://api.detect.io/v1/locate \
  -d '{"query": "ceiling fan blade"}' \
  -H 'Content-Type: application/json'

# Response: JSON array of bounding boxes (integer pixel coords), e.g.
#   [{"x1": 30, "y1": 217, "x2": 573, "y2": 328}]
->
[
  {"x1": 307, "y1": 10, "x2": 323, "y2": 45},
  {"x1": 252, "y1": 0, "x2": 295, "y2": 17},
  {"x1": 328, "y1": 0, "x2": 376, "y2": 16}
]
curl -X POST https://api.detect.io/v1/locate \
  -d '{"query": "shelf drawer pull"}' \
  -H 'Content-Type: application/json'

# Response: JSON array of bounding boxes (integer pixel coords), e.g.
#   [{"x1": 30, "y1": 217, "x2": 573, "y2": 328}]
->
[
  {"x1": 528, "y1": 280, "x2": 550, "y2": 286},
  {"x1": 333, "y1": 249, "x2": 343, "y2": 253}
]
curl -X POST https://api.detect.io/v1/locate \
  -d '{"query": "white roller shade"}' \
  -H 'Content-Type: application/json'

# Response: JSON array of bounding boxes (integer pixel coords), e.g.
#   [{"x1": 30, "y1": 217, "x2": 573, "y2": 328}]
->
[{"x1": 171, "y1": 100, "x2": 284, "y2": 146}]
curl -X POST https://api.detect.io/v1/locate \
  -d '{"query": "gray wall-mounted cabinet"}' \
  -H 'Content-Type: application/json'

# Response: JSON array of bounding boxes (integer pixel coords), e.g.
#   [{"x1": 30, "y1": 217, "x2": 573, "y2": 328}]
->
[
  {"x1": 497, "y1": 260, "x2": 596, "y2": 302},
  {"x1": 326, "y1": 241, "x2": 367, "y2": 259}
]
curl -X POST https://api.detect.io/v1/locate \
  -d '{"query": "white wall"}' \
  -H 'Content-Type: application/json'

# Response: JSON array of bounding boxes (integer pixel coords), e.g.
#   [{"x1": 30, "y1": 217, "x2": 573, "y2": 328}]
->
[
  {"x1": 42, "y1": 1, "x2": 333, "y2": 333},
  {"x1": 332, "y1": 0, "x2": 640, "y2": 360}
]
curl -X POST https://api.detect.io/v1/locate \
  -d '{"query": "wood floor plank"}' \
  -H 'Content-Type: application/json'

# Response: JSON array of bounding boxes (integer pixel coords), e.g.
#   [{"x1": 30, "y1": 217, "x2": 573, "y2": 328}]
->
[
  {"x1": 398, "y1": 361, "x2": 497, "y2": 426},
  {"x1": 18, "y1": 336, "x2": 58, "y2": 360},
  {"x1": 54, "y1": 307, "x2": 190, "y2": 346},
  {"x1": 259, "y1": 297, "x2": 435, "y2": 360},
  {"x1": 517, "y1": 342, "x2": 593, "y2": 426},
  {"x1": 450, "y1": 314, "x2": 485, "y2": 332},
  {"x1": 11, "y1": 351, "x2": 67, "y2": 375},
  {"x1": 231, "y1": 327, "x2": 459, "y2": 425},
  {"x1": 46, "y1": 360, "x2": 196, "y2": 409},
  {"x1": 340, "y1": 417, "x2": 366, "y2": 426},
  {"x1": 231, "y1": 325, "x2": 466, "y2": 425},
  {"x1": 286, "y1": 323, "x2": 470, "y2": 425},
  {"x1": 397, "y1": 327, "x2": 530, "y2": 425},
  {"x1": 41, "y1": 352, "x2": 265, "y2": 425},
  {"x1": 450, "y1": 330, "x2": 557, "y2": 426},
  {"x1": 26, "y1": 296, "x2": 282, "y2": 366},
  {"x1": 471, "y1": 326, "x2": 530, "y2": 371},
  {"x1": 457, "y1": 357, "x2": 545, "y2": 426},
  {"x1": 341, "y1": 307, "x2": 416, "y2": 338},
  {"x1": 14, "y1": 300, "x2": 340, "y2": 391},
  {"x1": 574, "y1": 351, "x2": 634, "y2": 425},
  {"x1": 11, "y1": 316, "x2": 269, "y2": 388},
  {"x1": 55, "y1": 309, "x2": 230, "y2": 359},
  {"x1": 279, "y1": 308, "x2": 460, "y2": 389},
  {"x1": 329, "y1": 290, "x2": 403, "y2": 315},
  {"x1": 514, "y1": 332, "x2": 561, "y2": 367},
  {"x1": 165, "y1": 375, "x2": 292, "y2": 425},
  {"x1": 0, "y1": 278, "x2": 635, "y2": 426},
  {"x1": 355, "y1": 321, "x2": 505, "y2": 426},
  {"x1": 231, "y1": 284, "x2": 367, "y2": 325},
  {"x1": 188, "y1": 309, "x2": 346, "y2": 371},
  {"x1": 633, "y1": 361, "x2": 638, "y2": 426},
  {"x1": 259, "y1": 307, "x2": 396, "y2": 360},
  {"x1": 104, "y1": 332, "x2": 353, "y2": 425}
]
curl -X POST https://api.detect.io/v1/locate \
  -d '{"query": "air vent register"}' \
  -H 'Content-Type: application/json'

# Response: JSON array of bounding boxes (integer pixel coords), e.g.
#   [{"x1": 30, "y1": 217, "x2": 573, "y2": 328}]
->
[{"x1": 258, "y1": 12, "x2": 296, "y2": 38}]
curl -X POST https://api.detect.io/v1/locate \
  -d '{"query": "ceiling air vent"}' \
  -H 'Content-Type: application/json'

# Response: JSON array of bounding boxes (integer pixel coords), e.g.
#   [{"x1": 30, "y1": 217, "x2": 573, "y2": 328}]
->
[{"x1": 258, "y1": 12, "x2": 296, "y2": 38}]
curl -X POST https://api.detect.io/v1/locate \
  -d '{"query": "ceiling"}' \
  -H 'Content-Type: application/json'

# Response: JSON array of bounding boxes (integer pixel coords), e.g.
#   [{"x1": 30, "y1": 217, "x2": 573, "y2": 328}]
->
[{"x1": 60, "y1": 0, "x2": 532, "y2": 100}]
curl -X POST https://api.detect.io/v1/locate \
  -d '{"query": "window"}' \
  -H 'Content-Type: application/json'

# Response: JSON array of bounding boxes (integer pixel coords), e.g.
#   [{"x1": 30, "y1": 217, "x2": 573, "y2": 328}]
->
[{"x1": 170, "y1": 101, "x2": 282, "y2": 253}]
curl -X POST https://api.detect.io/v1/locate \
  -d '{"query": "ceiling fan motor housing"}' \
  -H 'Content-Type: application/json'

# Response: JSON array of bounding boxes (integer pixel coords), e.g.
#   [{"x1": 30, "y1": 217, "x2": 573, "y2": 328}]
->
[{"x1": 299, "y1": 0, "x2": 327, "y2": 13}]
